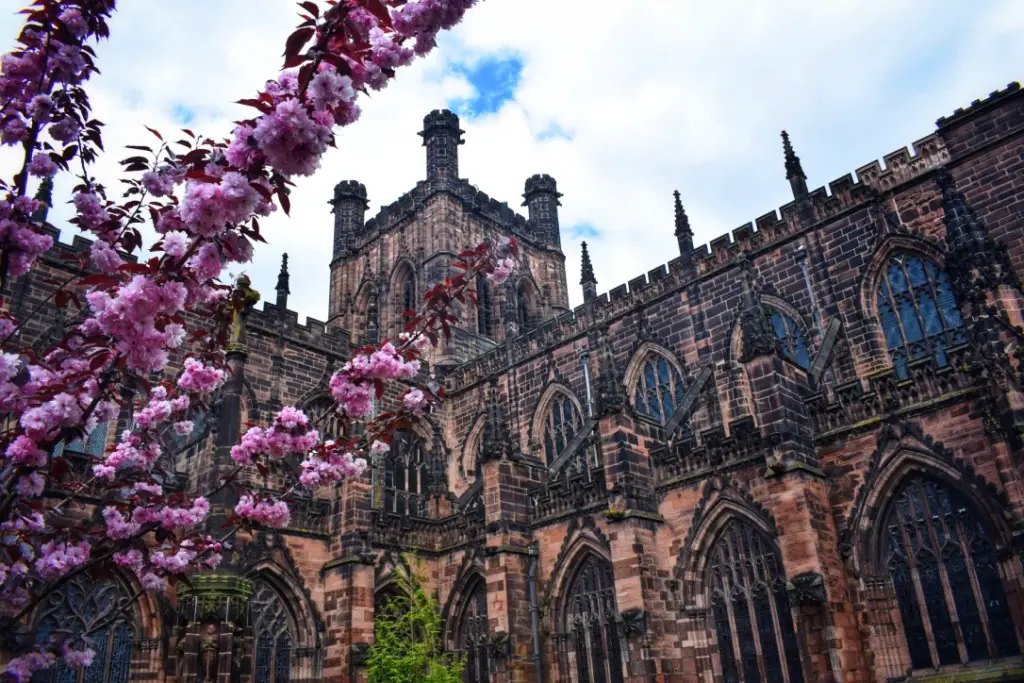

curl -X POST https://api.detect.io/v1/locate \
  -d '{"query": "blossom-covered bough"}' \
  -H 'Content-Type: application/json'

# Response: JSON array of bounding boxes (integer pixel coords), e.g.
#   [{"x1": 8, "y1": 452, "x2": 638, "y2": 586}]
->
[{"x1": 0, "y1": 1, "x2": 515, "y2": 679}]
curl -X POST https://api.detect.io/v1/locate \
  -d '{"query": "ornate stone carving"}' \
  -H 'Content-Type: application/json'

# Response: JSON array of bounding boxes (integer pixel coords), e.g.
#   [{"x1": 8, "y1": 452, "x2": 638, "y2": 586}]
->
[{"x1": 786, "y1": 571, "x2": 826, "y2": 605}]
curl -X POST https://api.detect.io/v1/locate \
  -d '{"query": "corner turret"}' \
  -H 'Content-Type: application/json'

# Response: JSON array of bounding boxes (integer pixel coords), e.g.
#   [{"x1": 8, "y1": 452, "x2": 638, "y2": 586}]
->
[
  {"x1": 330, "y1": 180, "x2": 369, "y2": 259},
  {"x1": 419, "y1": 109, "x2": 464, "y2": 182},
  {"x1": 523, "y1": 174, "x2": 562, "y2": 249}
]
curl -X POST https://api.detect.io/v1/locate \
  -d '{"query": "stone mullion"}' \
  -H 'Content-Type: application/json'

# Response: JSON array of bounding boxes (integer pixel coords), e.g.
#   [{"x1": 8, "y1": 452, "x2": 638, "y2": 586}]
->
[
  {"x1": 766, "y1": 585, "x2": 793, "y2": 683},
  {"x1": 899, "y1": 511, "x2": 941, "y2": 668}
]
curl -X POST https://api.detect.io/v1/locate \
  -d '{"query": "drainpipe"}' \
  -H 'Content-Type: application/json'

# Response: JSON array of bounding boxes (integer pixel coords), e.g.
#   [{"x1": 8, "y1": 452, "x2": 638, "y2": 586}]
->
[
  {"x1": 528, "y1": 543, "x2": 544, "y2": 683},
  {"x1": 580, "y1": 351, "x2": 598, "y2": 470},
  {"x1": 794, "y1": 244, "x2": 822, "y2": 335}
]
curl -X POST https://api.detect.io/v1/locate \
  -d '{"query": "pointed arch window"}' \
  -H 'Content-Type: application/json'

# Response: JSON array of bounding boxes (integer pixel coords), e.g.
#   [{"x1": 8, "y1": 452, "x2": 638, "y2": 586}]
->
[
  {"x1": 476, "y1": 274, "x2": 495, "y2": 337},
  {"x1": 555, "y1": 554, "x2": 624, "y2": 683},
  {"x1": 882, "y1": 476, "x2": 1018, "y2": 670},
  {"x1": 631, "y1": 354, "x2": 686, "y2": 425},
  {"x1": 382, "y1": 430, "x2": 427, "y2": 517},
  {"x1": 52, "y1": 420, "x2": 109, "y2": 458},
  {"x1": 32, "y1": 574, "x2": 135, "y2": 683},
  {"x1": 542, "y1": 392, "x2": 583, "y2": 464},
  {"x1": 456, "y1": 577, "x2": 490, "y2": 683},
  {"x1": 400, "y1": 271, "x2": 417, "y2": 319},
  {"x1": 707, "y1": 520, "x2": 803, "y2": 683},
  {"x1": 251, "y1": 578, "x2": 295, "y2": 683},
  {"x1": 516, "y1": 283, "x2": 535, "y2": 333},
  {"x1": 876, "y1": 253, "x2": 966, "y2": 378},
  {"x1": 767, "y1": 312, "x2": 810, "y2": 370}
]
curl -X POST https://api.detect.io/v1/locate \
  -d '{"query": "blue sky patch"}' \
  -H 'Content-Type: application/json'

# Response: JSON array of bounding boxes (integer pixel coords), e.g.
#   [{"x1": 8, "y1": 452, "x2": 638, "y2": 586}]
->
[
  {"x1": 569, "y1": 223, "x2": 600, "y2": 240},
  {"x1": 447, "y1": 53, "x2": 524, "y2": 118},
  {"x1": 172, "y1": 104, "x2": 196, "y2": 126},
  {"x1": 536, "y1": 122, "x2": 574, "y2": 142}
]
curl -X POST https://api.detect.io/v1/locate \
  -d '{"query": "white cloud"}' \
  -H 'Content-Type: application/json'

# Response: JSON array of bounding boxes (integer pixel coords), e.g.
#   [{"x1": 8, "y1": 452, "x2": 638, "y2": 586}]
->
[{"x1": 2, "y1": 1, "x2": 1022, "y2": 318}]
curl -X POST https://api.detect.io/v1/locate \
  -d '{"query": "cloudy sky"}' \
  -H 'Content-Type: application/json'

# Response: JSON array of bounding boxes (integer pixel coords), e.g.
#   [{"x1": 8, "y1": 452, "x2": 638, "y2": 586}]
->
[{"x1": 2, "y1": 1, "x2": 1023, "y2": 318}]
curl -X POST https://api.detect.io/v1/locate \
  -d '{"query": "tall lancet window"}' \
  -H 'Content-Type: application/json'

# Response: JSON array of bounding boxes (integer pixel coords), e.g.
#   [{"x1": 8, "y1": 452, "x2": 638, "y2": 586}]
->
[
  {"x1": 883, "y1": 476, "x2": 1018, "y2": 670},
  {"x1": 251, "y1": 579, "x2": 295, "y2": 683},
  {"x1": 476, "y1": 274, "x2": 495, "y2": 337},
  {"x1": 876, "y1": 253, "x2": 965, "y2": 378},
  {"x1": 631, "y1": 354, "x2": 686, "y2": 425},
  {"x1": 707, "y1": 520, "x2": 804, "y2": 683}
]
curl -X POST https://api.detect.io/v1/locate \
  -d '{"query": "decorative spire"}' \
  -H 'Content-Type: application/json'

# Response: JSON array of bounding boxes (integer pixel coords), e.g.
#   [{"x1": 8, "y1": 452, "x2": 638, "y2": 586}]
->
[
  {"x1": 781, "y1": 130, "x2": 809, "y2": 201},
  {"x1": 673, "y1": 190, "x2": 692, "y2": 237},
  {"x1": 580, "y1": 241, "x2": 597, "y2": 303},
  {"x1": 737, "y1": 256, "x2": 776, "y2": 362},
  {"x1": 937, "y1": 170, "x2": 985, "y2": 252},
  {"x1": 594, "y1": 325, "x2": 625, "y2": 415},
  {"x1": 480, "y1": 377, "x2": 512, "y2": 463},
  {"x1": 275, "y1": 253, "x2": 290, "y2": 313},
  {"x1": 580, "y1": 242, "x2": 596, "y2": 284},
  {"x1": 31, "y1": 177, "x2": 53, "y2": 223}
]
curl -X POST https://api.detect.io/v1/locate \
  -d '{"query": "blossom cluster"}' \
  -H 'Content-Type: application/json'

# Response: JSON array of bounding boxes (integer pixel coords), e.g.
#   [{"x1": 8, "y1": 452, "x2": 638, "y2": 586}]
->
[
  {"x1": 329, "y1": 342, "x2": 421, "y2": 418},
  {"x1": 230, "y1": 406, "x2": 320, "y2": 467}
]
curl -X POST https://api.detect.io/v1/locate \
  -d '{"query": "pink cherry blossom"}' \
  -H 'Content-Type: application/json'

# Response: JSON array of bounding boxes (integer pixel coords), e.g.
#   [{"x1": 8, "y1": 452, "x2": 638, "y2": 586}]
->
[{"x1": 234, "y1": 495, "x2": 290, "y2": 528}]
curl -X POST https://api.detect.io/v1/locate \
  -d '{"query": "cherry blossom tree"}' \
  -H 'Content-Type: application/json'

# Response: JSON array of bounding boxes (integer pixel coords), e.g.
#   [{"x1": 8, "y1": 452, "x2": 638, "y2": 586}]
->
[{"x1": 0, "y1": 1, "x2": 517, "y2": 679}]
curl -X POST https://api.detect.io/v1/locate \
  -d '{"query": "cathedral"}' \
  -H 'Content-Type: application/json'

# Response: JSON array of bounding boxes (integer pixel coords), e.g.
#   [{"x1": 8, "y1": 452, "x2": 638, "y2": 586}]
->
[{"x1": 13, "y1": 81, "x2": 1024, "y2": 683}]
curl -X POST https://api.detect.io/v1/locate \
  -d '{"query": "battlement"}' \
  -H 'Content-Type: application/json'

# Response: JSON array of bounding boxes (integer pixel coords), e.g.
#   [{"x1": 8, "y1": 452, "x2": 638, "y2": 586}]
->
[
  {"x1": 523, "y1": 173, "x2": 560, "y2": 199},
  {"x1": 248, "y1": 301, "x2": 351, "y2": 355},
  {"x1": 420, "y1": 108, "x2": 463, "y2": 136},
  {"x1": 937, "y1": 82, "x2": 1021, "y2": 128},
  {"x1": 39, "y1": 226, "x2": 138, "y2": 264},
  {"x1": 332, "y1": 180, "x2": 368, "y2": 202}
]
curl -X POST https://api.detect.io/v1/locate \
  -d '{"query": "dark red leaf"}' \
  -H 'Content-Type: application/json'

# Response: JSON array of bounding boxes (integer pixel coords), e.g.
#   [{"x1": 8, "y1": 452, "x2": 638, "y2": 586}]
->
[
  {"x1": 284, "y1": 26, "x2": 315, "y2": 60},
  {"x1": 299, "y1": 1, "x2": 319, "y2": 18},
  {"x1": 144, "y1": 125, "x2": 163, "y2": 141}
]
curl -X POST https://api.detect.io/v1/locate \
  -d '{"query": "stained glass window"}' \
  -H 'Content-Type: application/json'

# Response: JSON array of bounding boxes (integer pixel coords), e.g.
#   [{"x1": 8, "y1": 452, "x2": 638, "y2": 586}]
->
[
  {"x1": 876, "y1": 254, "x2": 966, "y2": 379},
  {"x1": 707, "y1": 521, "x2": 804, "y2": 683},
  {"x1": 32, "y1": 574, "x2": 135, "y2": 683},
  {"x1": 477, "y1": 275, "x2": 495, "y2": 338},
  {"x1": 383, "y1": 430, "x2": 427, "y2": 517},
  {"x1": 631, "y1": 355, "x2": 686, "y2": 425},
  {"x1": 768, "y1": 312, "x2": 811, "y2": 370},
  {"x1": 401, "y1": 272, "x2": 417, "y2": 319},
  {"x1": 456, "y1": 578, "x2": 490, "y2": 683},
  {"x1": 560, "y1": 555, "x2": 623, "y2": 683},
  {"x1": 52, "y1": 421, "x2": 109, "y2": 458},
  {"x1": 251, "y1": 579, "x2": 294, "y2": 683},
  {"x1": 883, "y1": 476, "x2": 1019, "y2": 670},
  {"x1": 542, "y1": 392, "x2": 583, "y2": 464}
]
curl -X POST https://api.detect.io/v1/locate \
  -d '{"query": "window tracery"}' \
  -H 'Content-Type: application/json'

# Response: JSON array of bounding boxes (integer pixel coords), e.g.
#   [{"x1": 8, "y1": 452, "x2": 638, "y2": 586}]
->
[
  {"x1": 382, "y1": 430, "x2": 428, "y2": 517},
  {"x1": 555, "y1": 554, "x2": 623, "y2": 683},
  {"x1": 32, "y1": 574, "x2": 135, "y2": 683},
  {"x1": 882, "y1": 476, "x2": 1018, "y2": 669},
  {"x1": 767, "y1": 311, "x2": 810, "y2": 370},
  {"x1": 707, "y1": 521, "x2": 803, "y2": 683},
  {"x1": 541, "y1": 391, "x2": 583, "y2": 464},
  {"x1": 875, "y1": 253, "x2": 966, "y2": 378},
  {"x1": 251, "y1": 578, "x2": 295, "y2": 683},
  {"x1": 455, "y1": 577, "x2": 490, "y2": 683},
  {"x1": 631, "y1": 354, "x2": 686, "y2": 425}
]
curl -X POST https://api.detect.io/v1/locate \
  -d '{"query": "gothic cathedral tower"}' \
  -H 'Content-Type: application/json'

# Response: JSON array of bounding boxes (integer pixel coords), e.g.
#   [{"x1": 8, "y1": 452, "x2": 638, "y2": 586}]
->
[{"x1": 326, "y1": 110, "x2": 571, "y2": 369}]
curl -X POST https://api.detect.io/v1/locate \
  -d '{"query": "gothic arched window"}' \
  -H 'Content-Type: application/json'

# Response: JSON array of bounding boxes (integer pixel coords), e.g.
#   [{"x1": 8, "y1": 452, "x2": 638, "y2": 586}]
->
[
  {"x1": 251, "y1": 578, "x2": 295, "y2": 683},
  {"x1": 708, "y1": 520, "x2": 803, "y2": 683},
  {"x1": 400, "y1": 270, "x2": 417, "y2": 319},
  {"x1": 632, "y1": 354, "x2": 686, "y2": 425},
  {"x1": 52, "y1": 420, "x2": 109, "y2": 458},
  {"x1": 768, "y1": 311, "x2": 811, "y2": 370},
  {"x1": 516, "y1": 283, "x2": 536, "y2": 333},
  {"x1": 456, "y1": 577, "x2": 490, "y2": 683},
  {"x1": 542, "y1": 392, "x2": 583, "y2": 464},
  {"x1": 476, "y1": 274, "x2": 495, "y2": 337},
  {"x1": 882, "y1": 476, "x2": 1018, "y2": 670},
  {"x1": 876, "y1": 253, "x2": 966, "y2": 378},
  {"x1": 32, "y1": 574, "x2": 134, "y2": 683},
  {"x1": 557, "y1": 554, "x2": 623, "y2": 683},
  {"x1": 383, "y1": 430, "x2": 427, "y2": 517}
]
